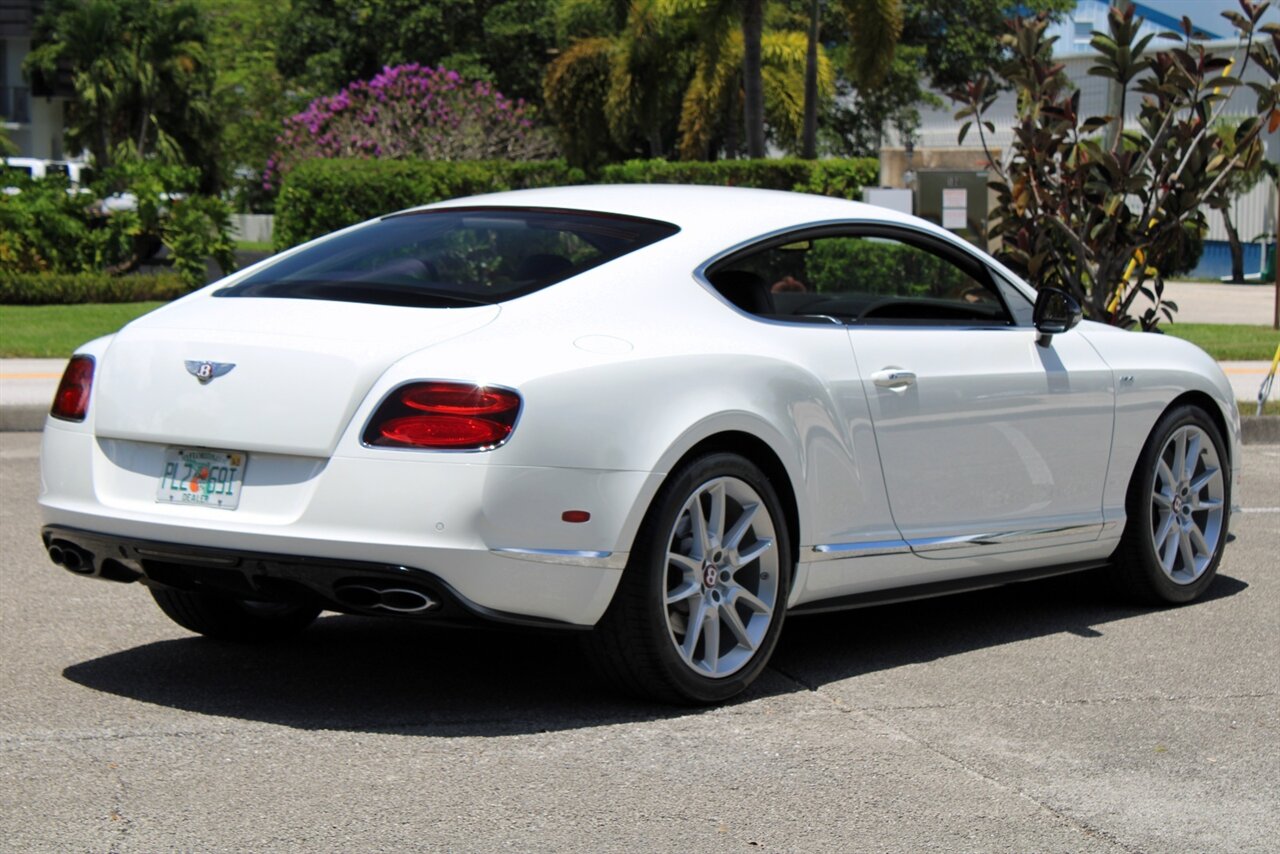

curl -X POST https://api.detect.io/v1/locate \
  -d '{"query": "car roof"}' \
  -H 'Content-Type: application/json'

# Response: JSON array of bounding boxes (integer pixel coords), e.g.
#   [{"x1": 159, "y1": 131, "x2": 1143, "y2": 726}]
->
[{"x1": 417, "y1": 184, "x2": 921, "y2": 241}]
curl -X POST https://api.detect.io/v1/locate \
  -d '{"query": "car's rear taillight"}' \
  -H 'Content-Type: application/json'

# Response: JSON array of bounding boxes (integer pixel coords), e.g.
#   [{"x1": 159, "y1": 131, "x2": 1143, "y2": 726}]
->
[
  {"x1": 50, "y1": 355, "x2": 95, "y2": 422},
  {"x1": 363, "y1": 382, "x2": 521, "y2": 450}
]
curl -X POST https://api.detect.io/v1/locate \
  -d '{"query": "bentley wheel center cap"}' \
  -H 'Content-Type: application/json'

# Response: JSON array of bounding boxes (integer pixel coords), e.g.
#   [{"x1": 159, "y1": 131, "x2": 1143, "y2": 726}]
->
[{"x1": 702, "y1": 562, "x2": 718, "y2": 589}]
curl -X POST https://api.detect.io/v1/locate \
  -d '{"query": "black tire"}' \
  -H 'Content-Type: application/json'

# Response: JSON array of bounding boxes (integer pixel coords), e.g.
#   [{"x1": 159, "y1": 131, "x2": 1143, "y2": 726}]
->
[
  {"x1": 149, "y1": 586, "x2": 321, "y2": 642},
  {"x1": 1112, "y1": 403, "x2": 1231, "y2": 605},
  {"x1": 585, "y1": 452, "x2": 792, "y2": 704}
]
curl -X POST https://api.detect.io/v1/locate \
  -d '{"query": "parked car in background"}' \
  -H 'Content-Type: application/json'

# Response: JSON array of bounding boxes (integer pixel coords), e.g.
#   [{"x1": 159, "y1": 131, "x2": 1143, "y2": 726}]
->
[{"x1": 2, "y1": 156, "x2": 93, "y2": 185}]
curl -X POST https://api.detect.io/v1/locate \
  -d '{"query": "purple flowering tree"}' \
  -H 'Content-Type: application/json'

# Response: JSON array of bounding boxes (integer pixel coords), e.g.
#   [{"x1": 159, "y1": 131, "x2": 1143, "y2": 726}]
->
[{"x1": 265, "y1": 64, "x2": 556, "y2": 187}]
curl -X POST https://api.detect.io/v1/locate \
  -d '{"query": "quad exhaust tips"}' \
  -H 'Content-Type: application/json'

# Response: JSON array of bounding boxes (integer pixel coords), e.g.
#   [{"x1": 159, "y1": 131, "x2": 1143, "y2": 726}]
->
[
  {"x1": 45, "y1": 539, "x2": 140, "y2": 583},
  {"x1": 334, "y1": 583, "x2": 439, "y2": 614},
  {"x1": 47, "y1": 541, "x2": 94, "y2": 574}
]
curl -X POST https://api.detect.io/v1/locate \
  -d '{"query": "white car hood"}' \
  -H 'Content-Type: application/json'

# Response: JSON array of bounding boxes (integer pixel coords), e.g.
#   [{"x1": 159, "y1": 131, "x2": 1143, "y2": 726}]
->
[{"x1": 93, "y1": 296, "x2": 500, "y2": 456}]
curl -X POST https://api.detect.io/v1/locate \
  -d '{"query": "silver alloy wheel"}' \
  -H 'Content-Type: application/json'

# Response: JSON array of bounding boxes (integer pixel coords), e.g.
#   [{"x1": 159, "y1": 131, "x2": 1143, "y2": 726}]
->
[
  {"x1": 1149, "y1": 424, "x2": 1225, "y2": 585},
  {"x1": 663, "y1": 475, "x2": 779, "y2": 678}
]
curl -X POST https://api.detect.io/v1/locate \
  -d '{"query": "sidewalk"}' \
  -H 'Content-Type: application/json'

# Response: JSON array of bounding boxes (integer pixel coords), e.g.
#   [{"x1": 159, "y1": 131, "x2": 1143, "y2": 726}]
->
[
  {"x1": 3, "y1": 356, "x2": 1276, "y2": 437},
  {"x1": 1140, "y1": 281, "x2": 1278, "y2": 326},
  {"x1": 0, "y1": 359, "x2": 66, "y2": 432}
]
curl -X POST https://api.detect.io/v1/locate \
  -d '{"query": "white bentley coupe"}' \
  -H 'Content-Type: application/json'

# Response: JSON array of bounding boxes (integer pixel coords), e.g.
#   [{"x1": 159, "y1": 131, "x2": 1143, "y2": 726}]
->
[{"x1": 40, "y1": 185, "x2": 1238, "y2": 703}]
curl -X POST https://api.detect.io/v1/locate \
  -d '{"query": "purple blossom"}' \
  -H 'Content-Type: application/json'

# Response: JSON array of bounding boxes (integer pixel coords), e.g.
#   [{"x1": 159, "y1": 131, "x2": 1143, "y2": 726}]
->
[{"x1": 263, "y1": 64, "x2": 554, "y2": 189}]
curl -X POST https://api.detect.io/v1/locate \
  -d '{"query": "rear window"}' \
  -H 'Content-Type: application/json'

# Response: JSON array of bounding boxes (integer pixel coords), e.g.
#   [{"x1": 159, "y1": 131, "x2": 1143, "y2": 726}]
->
[{"x1": 217, "y1": 207, "x2": 679, "y2": 308}]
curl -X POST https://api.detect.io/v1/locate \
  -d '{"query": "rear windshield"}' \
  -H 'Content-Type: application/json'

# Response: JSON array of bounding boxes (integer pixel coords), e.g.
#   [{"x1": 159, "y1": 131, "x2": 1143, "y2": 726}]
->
[{"x1": 216, "y1": 207, "x2": 680, "y2": 308}]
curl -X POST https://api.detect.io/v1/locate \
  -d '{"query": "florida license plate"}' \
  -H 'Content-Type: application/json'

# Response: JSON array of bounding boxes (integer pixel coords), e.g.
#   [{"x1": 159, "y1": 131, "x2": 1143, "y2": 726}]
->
[{"x1": 156, "y1": 448, "x2": 247, "y2": 509}]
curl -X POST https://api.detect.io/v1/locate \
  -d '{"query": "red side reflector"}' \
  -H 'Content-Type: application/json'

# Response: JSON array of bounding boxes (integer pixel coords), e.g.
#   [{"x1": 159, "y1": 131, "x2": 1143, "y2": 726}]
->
[
  {"x1": 364, "y1": 382, "x2": 521, "y2": 450},
  {"x1": 561, "y1": 510, "x2": 591, "y2": 523},
  {"x1": 50, "y1": 355, "x2": 95, "y2": 422}
]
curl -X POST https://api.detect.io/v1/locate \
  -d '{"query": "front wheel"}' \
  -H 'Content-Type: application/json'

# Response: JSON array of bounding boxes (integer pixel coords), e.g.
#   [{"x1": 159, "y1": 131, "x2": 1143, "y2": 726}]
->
[
  {"x1": 587, "y1": 453, "x2": 792, "y2": 704},
  {"x1": 1113, "y1": 404, "x2": 1230, "y2": 604},
  {"x1": 149, "y1": 586, "x2": 321, "y2": 642}
]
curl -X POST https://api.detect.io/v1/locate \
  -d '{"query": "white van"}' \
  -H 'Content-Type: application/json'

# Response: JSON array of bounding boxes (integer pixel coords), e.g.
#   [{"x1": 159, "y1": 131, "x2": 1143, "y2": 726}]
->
[{"x1": 2, "y1": 157, "x2": 94, "y2": 186}]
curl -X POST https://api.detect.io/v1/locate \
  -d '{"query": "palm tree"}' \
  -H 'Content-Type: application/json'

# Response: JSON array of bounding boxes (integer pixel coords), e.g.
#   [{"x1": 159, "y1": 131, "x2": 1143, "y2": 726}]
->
[
  {"x1": 661, "y1": 0, "x2": 768, "y2": 157},
  {"x1": 547, "y1": 0, "x2": 830, "y2": 161},
  {"x1": 544, "y1": 0, "x2": 693, "y2": 164},
  {"x1": 800, "y1": 0, "x2": 902, "y2": 158},
  {"x1": 25, "y1": 0, "x2": 216, "y2": 183},
  {"x1": 678, "y1": 28, "x2": 830, "y2": 159}
]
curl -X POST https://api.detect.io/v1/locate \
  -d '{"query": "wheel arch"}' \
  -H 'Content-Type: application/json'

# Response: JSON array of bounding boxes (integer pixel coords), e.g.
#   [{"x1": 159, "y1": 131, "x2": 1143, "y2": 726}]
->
[
  {"x1": 609, "y1": 429, "x2": 802, "y2": 594},
  {"x1": 1163, "y1": 389, "x2": 1233, "y2": 468},
  {"x1": 671, "y1": 431, "x2": 802, "y2": 571}
]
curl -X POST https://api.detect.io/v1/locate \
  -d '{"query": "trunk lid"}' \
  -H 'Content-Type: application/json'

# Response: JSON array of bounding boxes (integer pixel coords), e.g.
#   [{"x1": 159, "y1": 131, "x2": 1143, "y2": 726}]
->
[{"x1": 92, "y1": 296, "x2": 500, "y2": 456}]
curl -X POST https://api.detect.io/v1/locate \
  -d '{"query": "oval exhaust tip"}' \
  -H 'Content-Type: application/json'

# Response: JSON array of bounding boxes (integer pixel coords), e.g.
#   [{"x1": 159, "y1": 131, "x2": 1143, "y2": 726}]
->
[{"x1": 379, "y1": 588, "x2": 438, "y2": 614}]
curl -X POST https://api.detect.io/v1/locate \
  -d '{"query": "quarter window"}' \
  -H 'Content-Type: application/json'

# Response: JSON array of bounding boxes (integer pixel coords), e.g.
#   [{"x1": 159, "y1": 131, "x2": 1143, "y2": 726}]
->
[{"x1": 707, "y1": 230, "x2": 1013, "y2": 326}]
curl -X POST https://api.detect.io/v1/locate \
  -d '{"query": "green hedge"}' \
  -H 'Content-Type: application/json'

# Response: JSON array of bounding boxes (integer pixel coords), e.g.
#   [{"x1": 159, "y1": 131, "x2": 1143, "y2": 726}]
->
[
  {"x1": 273, "y1": 159, "x2": 587, "y2": 249},
  {"x1": 0, "y1": 272, "x2": 190, "y2": 305},
  {"x1": 274, "y1": 157, "x2": 881, "y2": 250},
  {"x1": 599, "y1": 158, "x2": 879, "y2": 200},
  {"x1": 807, "y1": 238, "x2": 970, "y2": 297}
]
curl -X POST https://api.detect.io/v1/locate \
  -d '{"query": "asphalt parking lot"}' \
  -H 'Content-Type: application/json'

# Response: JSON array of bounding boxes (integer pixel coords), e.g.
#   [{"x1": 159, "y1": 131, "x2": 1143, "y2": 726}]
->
[{"x1": 1, "y1": 430, "x2": 1277, "y2": 852}]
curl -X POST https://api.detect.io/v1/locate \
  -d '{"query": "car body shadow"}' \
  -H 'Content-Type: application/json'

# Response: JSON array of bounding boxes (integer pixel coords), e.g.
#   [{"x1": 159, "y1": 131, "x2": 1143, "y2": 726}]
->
[
  {"x1": 62, "y1": 572, "x2": 1248, "y2": 735},
  {"x1": 772, "y1": 571, "x2": 1249, "y2": 686}
]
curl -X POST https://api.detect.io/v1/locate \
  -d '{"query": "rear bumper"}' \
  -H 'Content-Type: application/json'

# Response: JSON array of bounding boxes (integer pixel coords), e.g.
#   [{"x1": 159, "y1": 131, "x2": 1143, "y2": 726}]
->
[
  {"x1": 42, "y1": 525, "x2": 588, "y2": 630},
  {"x1": 38, "y1": 424, "x2": 660, "y2": 626}
]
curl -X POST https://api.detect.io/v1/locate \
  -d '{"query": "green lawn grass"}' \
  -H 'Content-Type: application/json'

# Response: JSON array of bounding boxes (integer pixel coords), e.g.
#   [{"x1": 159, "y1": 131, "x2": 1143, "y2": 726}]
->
[
  {"x1": 235, "y1": 239, "x2": 275, "y2": 253},
  {"x1": 0, "y1": 302, "x2": 166, "y2": 357},
  {"x1": 1239, "y1": 400, "x2": 1280, "y2": 417},
  {"x1": 1160, "y1": 323, "x2": 1280, "y2": 361}
]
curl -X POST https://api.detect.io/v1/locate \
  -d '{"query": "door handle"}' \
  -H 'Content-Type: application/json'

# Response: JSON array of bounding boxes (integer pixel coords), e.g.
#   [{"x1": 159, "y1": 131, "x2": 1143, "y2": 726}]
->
[{"x1": 872, "y1": 368, "x2": 916, "y2": 390}]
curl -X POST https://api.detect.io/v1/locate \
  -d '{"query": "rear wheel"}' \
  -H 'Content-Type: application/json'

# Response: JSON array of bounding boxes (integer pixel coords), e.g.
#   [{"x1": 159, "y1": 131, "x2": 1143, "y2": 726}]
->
[
  {"x1": 587, "y1": 453, "x2": 792, "y2": 704},
  {"x1": 149, "y1": 586, "x2": 321, "y2": 642},
  {"x1": 1114, "y1": 404, "x2": 1230, "y2": 604}
]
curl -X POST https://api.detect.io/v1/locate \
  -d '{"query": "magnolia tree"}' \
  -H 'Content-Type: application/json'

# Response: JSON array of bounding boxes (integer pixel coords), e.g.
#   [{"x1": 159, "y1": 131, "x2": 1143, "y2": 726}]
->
[
  {"x1": 265, "y1": 64, "x2": 556, "y2": 188},
  {"x1": 951, "y1": 1, "x2": 1279, "y2": 329}
]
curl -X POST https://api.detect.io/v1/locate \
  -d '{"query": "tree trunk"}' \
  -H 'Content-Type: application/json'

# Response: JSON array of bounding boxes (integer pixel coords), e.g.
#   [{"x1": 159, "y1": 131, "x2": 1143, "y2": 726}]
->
[
  {"x1": 1223, "y1": 208, "x2": 1244, "y2": 282},
  {"x1": 647, "y1": 123, "x2": 663, "y2": 159},
  {"x1": 800, "y1": 0, "x2": 821, "y2": 159},
  {"x1": 741, "y1": 0, "x2": 766, "y2": 159}
]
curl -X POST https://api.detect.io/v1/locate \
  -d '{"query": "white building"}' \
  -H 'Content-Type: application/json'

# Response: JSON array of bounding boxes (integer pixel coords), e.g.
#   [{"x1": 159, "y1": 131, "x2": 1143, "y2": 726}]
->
[{"x1": 2, "y1": 0, "x2": 75, "y2": 161}]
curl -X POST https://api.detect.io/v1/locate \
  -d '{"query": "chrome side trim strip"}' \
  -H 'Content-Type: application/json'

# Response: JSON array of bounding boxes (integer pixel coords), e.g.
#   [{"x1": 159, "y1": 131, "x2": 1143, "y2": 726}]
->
[
  {"x1": 811, "y1": 523, "x2": 1103, "y2": 559},
  {"x1": 811, "y1": 539, "x2": 912, "y2": 559},
  {"x1": 491, "y1": 548, "x2": 627, "y2": 569},
  {"x1": 907, "y1": 523, "x2": 1103, "y2": 553}
]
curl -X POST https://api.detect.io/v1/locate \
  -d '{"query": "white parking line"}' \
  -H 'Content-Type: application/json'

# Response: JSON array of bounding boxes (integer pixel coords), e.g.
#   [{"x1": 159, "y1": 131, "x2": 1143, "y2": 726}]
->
[{"x1": 1240, "y1": 507, "x2": 1280, "y2": 513}]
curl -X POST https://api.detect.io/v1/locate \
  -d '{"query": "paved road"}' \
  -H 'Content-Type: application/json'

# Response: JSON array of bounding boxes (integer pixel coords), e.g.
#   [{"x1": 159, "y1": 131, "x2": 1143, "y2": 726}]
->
[{"x1": 1, "y1": 431, "x2": 1277, "y2": 852}]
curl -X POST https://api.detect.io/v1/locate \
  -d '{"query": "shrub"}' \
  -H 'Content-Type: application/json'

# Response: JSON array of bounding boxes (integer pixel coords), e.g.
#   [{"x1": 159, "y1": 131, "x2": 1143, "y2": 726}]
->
[
  {"x1": 806, "y1": 238, "x2": 970, "y2": 296},
  {"x1": 599, "y1": 158, "x2": 879, "y2": 199},
  {"x1": 0, "y1": 272, "x2": 190, "y2": 305},
  {"x1": 950, "y1": 6, "x2": 1278, "y2": 328},
  {"x1": 0, "y1": 175, "x2": 96, "y2": 273},
  {"x1": 0, "y1": 162, "x2": 235, "y2": 289},
  {"x1": 273, "y1": 159, "x2": 586, "y2": 249},
  {"x1": 265, "y1": 64, "x2": 557, "y2": 189}
]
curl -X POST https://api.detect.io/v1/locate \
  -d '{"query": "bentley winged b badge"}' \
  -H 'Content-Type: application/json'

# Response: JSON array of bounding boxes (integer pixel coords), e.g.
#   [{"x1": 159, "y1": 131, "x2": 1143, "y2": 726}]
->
[{"x1": 185, "y1": 360, "x2": 236, "y2": 385}]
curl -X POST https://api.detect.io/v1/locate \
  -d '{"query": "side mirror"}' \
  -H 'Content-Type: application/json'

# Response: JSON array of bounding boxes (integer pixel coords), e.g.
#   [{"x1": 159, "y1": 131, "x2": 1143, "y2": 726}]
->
[{"x1": 1033, "y1": 287, "x2": 1082, "y2": 346}]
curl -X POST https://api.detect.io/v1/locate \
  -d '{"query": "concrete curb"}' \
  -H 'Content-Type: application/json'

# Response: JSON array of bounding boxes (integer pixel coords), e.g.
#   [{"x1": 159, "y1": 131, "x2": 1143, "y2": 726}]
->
[
  {"x1": 1241, "y1": 416, "x2": 1280, "y2": 444},
  {"x1": 0, "y1": 406, "x2": 47, "y2": 433}
]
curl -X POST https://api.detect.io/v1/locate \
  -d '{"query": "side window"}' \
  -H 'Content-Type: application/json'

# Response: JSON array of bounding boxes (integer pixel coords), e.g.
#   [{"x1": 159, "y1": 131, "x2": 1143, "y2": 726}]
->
[
  {"x1": 707, "y1": 230, "x2": 1013, "y2": 326},
  {"x1": 992, "y1": 271, "x2": 1036, "y2": 326}
]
